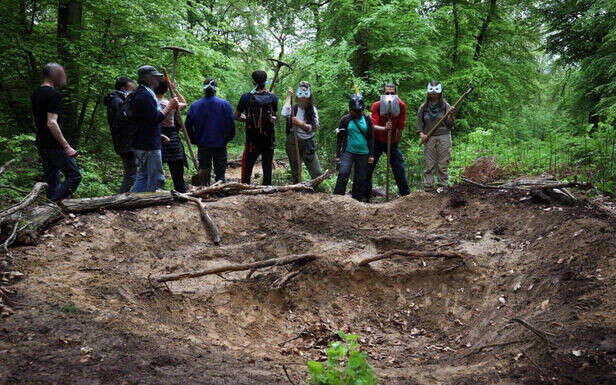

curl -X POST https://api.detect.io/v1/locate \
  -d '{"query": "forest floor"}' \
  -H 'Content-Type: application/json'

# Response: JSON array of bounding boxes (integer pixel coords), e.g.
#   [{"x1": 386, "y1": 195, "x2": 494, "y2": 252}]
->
[{"x1": 1, "y1": 170, "x2": 616, "y2": 384}]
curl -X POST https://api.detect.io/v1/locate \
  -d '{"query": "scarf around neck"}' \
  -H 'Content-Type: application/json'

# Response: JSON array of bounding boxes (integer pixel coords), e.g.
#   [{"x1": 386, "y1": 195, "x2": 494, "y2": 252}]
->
[{"x1": 427, "y1": 101, "x2": 441, "y2": 119}]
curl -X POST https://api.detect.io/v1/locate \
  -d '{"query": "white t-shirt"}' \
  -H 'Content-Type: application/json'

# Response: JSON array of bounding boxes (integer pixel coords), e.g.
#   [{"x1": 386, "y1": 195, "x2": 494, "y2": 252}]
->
[{"x1": 281, "y1": 105, "x2": 319, "y2": 140}]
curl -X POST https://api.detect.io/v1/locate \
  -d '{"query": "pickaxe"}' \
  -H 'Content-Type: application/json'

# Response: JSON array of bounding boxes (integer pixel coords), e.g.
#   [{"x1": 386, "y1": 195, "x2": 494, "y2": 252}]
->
[
  {"x1": 267, "y1": 58, "x2": 293, "y2": 92},
  {"x1": 162, "y1": 46, "x2": 193, "y2": 82}
]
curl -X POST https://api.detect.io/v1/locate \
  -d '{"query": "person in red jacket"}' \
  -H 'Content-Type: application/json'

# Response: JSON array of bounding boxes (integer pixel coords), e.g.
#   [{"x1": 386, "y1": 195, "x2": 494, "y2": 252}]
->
[{"x1": 368, "y1": 83, "x2": 410, "y2": 198}]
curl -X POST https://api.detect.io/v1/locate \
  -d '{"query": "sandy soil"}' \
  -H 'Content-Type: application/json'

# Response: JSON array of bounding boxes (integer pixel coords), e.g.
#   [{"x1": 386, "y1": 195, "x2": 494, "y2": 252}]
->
[{"x1": 1, "y1": 185, "x2": 615, "y2": 384}]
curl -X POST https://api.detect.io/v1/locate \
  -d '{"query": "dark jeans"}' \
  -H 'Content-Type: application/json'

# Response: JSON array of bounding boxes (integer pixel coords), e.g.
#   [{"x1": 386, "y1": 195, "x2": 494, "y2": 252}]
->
[
  {"x1": 198, "y1": 147, "x2": 227, "y2": 186},
  {"x1": 334, "y1": 151, "x2": 369, "y2": 201},
  {"x1": 367, "y1": 141, "x2": 410, "y2": 197},
  {"x1": 241, "y1": 142, "x2": 274, "y2": 185},
  {"x1": 38, "y1": 148, "x2": 82, "y2": 201},
  {"x1": 118, "y1": 151, "x2": 137, "y2": 193},
  {"x1": 166, "y1": 159, "x2": 186, "y2": 193}
]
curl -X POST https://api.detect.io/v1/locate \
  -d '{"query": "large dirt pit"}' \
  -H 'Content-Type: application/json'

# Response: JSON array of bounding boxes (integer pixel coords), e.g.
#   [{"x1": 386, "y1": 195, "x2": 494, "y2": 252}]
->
[{"x1": 1, "y1": 186, "x2": 615, "y2": 384}]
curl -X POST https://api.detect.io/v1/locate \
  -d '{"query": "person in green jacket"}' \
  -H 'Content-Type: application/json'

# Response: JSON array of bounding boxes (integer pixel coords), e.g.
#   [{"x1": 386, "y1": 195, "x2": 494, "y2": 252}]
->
[
  {"x1": 334, "y1": 93, "x2": 375, "y2": 201},
  {"x1": 416, "y1": 80, "x2": 455, "y2": 192}
]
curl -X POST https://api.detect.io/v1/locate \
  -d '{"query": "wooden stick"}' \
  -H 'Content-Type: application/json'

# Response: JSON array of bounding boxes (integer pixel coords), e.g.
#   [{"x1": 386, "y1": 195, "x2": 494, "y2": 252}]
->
[
  {"x1": 191, "y1": 169, "x2": 332, "y2": 198},
  {"x1": 358, "y1": 248, "x2": 465, "y2": 266},
  {"x1": 162, "y1": 68, "x2": 199, "y2": 171},
  {"x1": 173, "y1": 191, "x2": 221, "y2": 245},
  {"x1": 155, "y1": 253, "x2": 317, "y2": 283},
  {"x1": 510, "y1": 318, "x2": 556, "y2": 347},
  {"x1": 463, "y1": 339, "x2": 529, "y2": 357},
  {"x1": 0, "y1": 182, "x2": 47, "y2": 218}
]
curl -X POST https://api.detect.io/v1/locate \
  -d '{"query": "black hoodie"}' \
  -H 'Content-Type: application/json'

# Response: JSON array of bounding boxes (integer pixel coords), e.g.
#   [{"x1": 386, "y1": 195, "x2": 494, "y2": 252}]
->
[{"x1": 104, "y1": 90, "x2": 135, "y2": 154}]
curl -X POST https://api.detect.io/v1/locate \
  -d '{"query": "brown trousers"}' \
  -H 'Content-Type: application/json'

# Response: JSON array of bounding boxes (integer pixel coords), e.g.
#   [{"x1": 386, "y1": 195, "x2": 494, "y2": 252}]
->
[{"x1": 423, "y1": 133, "x2": 452, "y2": 188}]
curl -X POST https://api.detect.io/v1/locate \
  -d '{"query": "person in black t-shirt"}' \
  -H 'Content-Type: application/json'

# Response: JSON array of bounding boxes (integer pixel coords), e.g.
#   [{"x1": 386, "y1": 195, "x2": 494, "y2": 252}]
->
[
  {"x1": 31, "y1": 62, "x2": 82, "y2": 201},
  {"x1": 234, "y1": 70, "x2": 278, "y2": 185}
]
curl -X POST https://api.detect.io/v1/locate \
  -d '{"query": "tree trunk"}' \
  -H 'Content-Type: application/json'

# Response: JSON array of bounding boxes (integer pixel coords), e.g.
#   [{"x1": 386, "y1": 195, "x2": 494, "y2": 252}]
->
[
  {"x1": 57, "y1": 0, "x2": 83, "y2": 145},
  {"x1": 452, "y1": 0, "x2": 460, "y2": 66},
  {"x1": 473, "y1": 0, "x2": 496, "y2": 61}
]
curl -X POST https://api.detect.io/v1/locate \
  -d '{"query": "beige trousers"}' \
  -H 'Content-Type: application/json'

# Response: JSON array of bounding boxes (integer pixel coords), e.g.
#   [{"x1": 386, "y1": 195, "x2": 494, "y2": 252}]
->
[{"x1": 423, "y1": 133, "x2": 452, "y2": 188}]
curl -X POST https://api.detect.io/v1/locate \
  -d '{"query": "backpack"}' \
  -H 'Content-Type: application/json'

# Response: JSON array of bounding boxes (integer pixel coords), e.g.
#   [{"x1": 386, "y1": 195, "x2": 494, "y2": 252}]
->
[{"x1": 247, "y1": 92, "x2": 275, "y2": 136}]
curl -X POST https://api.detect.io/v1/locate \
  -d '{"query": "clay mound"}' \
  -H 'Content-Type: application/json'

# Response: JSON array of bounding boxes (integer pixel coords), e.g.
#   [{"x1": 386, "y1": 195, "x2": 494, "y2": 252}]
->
[
  {"x1": 461, "y1": 156, "x2": 505, "y2": 183},
  {"x1": 1, "y1": 187, "x2": 615, "y2": 384}
]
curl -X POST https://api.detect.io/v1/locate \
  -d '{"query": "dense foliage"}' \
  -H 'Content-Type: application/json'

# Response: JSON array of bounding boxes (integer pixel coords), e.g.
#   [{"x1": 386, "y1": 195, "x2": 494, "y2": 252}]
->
[{"x1": 0, "y1": 0, "x2": 614, "y2": 196}]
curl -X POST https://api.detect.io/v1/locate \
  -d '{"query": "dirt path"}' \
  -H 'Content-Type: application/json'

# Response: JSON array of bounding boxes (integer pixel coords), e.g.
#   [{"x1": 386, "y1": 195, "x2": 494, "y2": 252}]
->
[{"x1": 1, "y1": 186, "x2": 615, "y2": 384}]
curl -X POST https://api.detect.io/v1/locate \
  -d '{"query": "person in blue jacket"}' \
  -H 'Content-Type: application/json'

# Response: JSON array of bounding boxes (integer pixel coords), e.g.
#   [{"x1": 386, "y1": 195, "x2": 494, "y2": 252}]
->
[
  {"x1": 130, "y1": 65, "x2": 179, "y2": 192},
  {"x1": 185, "y1": 77, "x2": 235, "y2": 186}
]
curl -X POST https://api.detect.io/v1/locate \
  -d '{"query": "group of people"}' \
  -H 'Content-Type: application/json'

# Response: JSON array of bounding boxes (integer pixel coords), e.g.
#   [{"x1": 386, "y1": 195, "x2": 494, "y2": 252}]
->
[{"x1": 31, "y1": 62, "x2": 456, "y2": 203}]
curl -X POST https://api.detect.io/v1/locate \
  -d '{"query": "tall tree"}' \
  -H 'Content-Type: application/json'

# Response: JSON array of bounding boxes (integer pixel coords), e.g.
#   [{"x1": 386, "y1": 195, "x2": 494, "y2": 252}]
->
[
  {"x1": 57, "y1": 0, "x2": 83, "y2": 145},
  {"x1": 473, "y1": 0, "x2": 496, "y2": 60}
]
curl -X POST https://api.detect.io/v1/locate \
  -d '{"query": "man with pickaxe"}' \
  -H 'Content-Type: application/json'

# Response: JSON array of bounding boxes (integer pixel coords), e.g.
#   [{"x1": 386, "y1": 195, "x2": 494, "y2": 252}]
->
[{"x1": 368, "y1": 83, "x2": 410, "y2": 201}]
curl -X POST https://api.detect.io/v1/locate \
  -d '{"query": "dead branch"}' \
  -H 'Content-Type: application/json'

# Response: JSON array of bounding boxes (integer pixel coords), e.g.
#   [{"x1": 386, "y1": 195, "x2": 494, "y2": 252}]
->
[
  {"x1": 463, "y1": 339, "x2": 529, "y2": 357},
  {"x1": 510, "y1": 318, "x2": 556, "y2": 347},
  {"x1": 461, "y1": 177, "x2": 593, "y2": 191},
  {"x1": 358, "y1": 248, "x2": 465, "y2": 266},
  {"x1": 282, "y1": 364, "x2": 298, "y2": 385},
  {"x1": 0, "y1": 159, "x2": 15, "y2": 176},
  {"x1": 271, "y1": 268, "x2": 302, "y2": 289},
  {"x1": 191, "y1": 170, "x2": 332, "y2": 198},
  {"x1": 173, "y1": 191, "x2": 221, "y2": 245},
  {"x1": 155, "y1": 253, "x2": 318, "y2": 283},
  {"x1": 0, "y1": 182, "x2": 47, "y2": 218}
]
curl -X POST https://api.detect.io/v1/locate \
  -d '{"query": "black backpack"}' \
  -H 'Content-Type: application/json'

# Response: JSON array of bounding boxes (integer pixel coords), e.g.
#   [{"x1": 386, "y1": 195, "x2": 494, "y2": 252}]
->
[{"x1": 247, "y1": 92, "x2": 275, "y2": 136}]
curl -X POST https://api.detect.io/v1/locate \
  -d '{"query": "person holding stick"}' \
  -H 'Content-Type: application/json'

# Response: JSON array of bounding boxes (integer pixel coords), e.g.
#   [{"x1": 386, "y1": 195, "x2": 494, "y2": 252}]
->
[
  {"x1": 234, "y1": 70, "x2": 278, "y2": 185},
  {"x1": 282, "y1": 81, "x2": 323, "y2": 183},
  {"x1": 416, "y1": 80, "x2": 455, "y2": 192},
  {"x1": 130, "y1": 65, "x2": 179, "y2": 193},
  {"x1": 369, "y1": 83, "x2": 409, "y2": 200},
  {"x1": 155, "y1": 80, "x2": 188, "y2": 193}
]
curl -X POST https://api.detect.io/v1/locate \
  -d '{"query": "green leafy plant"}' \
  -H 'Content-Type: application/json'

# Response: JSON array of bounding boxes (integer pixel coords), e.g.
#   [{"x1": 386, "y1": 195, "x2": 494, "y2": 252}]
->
[{"x1": 307, "y1": 331, "x2": 379, "y2": 385}]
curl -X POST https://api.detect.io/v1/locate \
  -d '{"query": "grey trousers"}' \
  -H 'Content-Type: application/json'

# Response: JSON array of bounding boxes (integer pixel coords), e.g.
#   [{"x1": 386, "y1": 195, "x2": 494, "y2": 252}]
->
[
  {"x1": 423, "y1": 133, "x2": 452, "y2": 188},
  {"x1": 285, "y1": 134, "x2": 323, "y2": 183}
]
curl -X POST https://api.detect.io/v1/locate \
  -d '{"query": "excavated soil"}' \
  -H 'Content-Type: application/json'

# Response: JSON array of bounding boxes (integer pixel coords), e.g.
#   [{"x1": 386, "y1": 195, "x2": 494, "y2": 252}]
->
[{"x1": 1, "y1": 185, "x2": 616, "y2": 384}]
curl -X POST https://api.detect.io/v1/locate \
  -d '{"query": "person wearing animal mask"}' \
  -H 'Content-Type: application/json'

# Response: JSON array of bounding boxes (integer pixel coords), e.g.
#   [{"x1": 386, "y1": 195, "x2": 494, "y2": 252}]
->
[
  {"x1": 416, "y1": 80, "x2": 455, "y2": 192},
  {"x1": 282, "y1": 81, "x2": 323, "y2": 183},
  {"x1": 334, "y1": 92, "x2": 375, "y2": 202},
  {"x1": 369, "y1": 82, "x2": 410, "y2": 199}
]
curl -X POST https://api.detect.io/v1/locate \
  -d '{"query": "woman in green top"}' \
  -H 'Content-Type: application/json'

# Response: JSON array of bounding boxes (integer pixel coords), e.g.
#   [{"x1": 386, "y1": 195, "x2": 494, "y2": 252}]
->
[{"x1": 334, "y1": 93, "x2": 375, "y2": 201}]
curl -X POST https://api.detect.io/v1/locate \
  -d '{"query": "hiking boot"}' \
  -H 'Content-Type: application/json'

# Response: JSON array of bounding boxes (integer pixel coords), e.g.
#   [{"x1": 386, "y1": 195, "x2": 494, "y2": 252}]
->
[{"x1": 424, "y1": 187, "x2": 436, "y2": 193}]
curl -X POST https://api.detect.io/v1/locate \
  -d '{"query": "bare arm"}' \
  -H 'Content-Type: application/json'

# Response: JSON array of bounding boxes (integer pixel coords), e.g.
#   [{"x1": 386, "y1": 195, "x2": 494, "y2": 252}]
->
[
  {"x1": 47, "y1": 113, "x2": 77, "y2": 157},
  {"x1": 170, "y1": 83, "x2": 187, "y2": 110}
]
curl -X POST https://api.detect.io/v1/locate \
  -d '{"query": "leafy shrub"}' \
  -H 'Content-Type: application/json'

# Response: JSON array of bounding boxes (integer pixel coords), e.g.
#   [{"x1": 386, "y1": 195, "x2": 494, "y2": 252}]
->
[{"x1": 307, "y1": 331, "x2": 379, "y2": 385}]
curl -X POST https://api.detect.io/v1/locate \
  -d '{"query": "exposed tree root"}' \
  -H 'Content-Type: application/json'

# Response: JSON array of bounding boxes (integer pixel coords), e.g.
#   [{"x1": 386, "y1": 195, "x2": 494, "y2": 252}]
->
[
  {"x1": 155, "y1": 253, "x2": 318, "y2": 283},
  {"x1": 358, "y1": 249, "x2": 466, "y2": 266}
]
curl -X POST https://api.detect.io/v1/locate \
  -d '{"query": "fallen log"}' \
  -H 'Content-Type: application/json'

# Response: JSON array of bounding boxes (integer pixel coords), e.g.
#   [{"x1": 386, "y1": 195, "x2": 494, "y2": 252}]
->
[
  {"x1": 192, "y1": 169, "x2": 332, "y2": 198},
  {"x1": 173, "y1": 191, "x2": 221, "y2": 245},
  {"x1": 5, "y1": 192, "x2": 175, "y2": 243},
  {"x1": 461, "y1": 177, "x2": 593, "y2": 191},
  {"x1": 155, "y1": 253, "x2": 318, "y2": 283},
  {"x1": 0, "y1": 182, "x2": 47, "y2": 219},
  {"x1": 358, "y1": 248, "x2": 465, "y2": 266}
]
